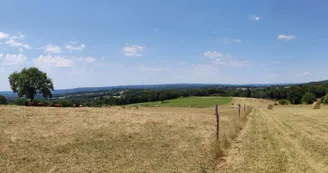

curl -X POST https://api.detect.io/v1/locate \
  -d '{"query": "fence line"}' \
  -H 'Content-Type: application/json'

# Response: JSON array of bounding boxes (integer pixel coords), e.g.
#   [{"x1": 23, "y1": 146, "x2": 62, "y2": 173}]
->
[{"x1": 215, "y1": 103, "x2": 253, "y2": 141}]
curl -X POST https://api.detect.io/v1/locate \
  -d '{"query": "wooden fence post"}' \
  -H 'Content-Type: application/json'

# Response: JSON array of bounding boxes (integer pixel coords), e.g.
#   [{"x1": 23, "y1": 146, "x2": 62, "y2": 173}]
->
[
  {"x1": 215, "y1": 104, "x2": 219, "y2": 140},
  {"x1": 244, "y1": 104, "x2": 246, "y2": 119},
  {"x1": 238, "y1": 104, "x2": 241, "y2": 120}
]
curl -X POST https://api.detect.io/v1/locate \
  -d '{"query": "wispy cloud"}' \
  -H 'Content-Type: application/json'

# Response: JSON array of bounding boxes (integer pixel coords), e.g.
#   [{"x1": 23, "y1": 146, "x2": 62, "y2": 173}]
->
[
  {"x1": 214, "y1": 58, "x2": 249, "y2": 67},
  {"x1": 65, "y1": 41, "x2": 85, "y2": 52},
  {"x1": 140, "y1": 65, "x2": 164, "y2": 72},
  {"x1": 204, "y1": 50, "x2": 222, "y2": 59},
  {"x1": 33, "y1": 55, "x2": 74, "y2": 67},
  {"x1": 43, "y1": 44, "x2": 62, "y2": 54},
  {"x1": 204, "y1": 51, "x2": 249, "y2": 67},
  {"x1": 121, "y1": 44, "x2": 144, "y2": 57},
  {"x1": 0, "y1": 54, "x2": 3, "y2": 59},
  {"x1": 249, "y1": 15, "x2": 261, "y2": 21},
  {"x1": 5, "y1": 33, "x2": 31, "y2": 49},
  {"x1": 1, "y1": 53, "x2": 27, "y2": 66},
  {"x1": 297, "y1": 72, "x2": 312, "y2": 76},
  {"x1": 269, "y1": 74, "x2": 280, "y2": 77},
  {"x1": 0, "y1": 32, "x2": 9, "y2": 40},
  {"x1": 33, "y1": 55, "x2": 97, "y2": 67},
  {"x1": 224, "y1": 39, "x2": 242, "y2": 43},
  {"x1": 277, "y1": 35, "x2": 296, "y2": 40},
  {"x1": 74, "y1": 56, "x2": 96, "y2": 63}
]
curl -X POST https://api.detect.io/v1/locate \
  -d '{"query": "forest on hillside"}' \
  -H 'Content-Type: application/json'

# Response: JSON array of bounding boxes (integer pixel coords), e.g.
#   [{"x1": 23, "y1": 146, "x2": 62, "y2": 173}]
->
[{"x1": 2, "y1": 83, "x2": 328, "y2": 107}]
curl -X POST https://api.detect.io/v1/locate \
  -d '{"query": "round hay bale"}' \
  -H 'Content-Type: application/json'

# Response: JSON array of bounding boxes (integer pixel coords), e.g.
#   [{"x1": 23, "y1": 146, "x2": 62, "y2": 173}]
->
[
  {"x1": 267, "y1": 104, "x2": 273, "y2": 110},
  {"x1": 312, "y1": 101, "x2": 321, "y2": 109}
]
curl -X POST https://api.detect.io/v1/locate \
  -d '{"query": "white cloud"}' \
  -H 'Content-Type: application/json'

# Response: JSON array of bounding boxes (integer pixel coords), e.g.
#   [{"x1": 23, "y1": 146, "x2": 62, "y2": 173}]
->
[
  {"x1": 224, "y1": 39, "x2": 242, "y2": 43},
  {"x1": 277, "y1": 35, "x2": 296, "y2": 40},
  {"x1": 140, "y1": 65, "x2": 164, "y2": 72},
  {"x1": 65, "y1": 41, "x2": 85, "y2": 52},
  {"x1": 204, "y1": 51, "x2": 248, "y2": 67},
  {"x1": 1, "y1": 53, "x2": 27, "y2": 66},
  {"x1": 75, "y1": 56, "x2": 96, "y2": 63},
  {"x1": 0, "y1": 32, "x2": 9, "y2": 40},
  {"x1": 33, "y1": 55, "x2": 74, "y2": 67},
  {"x1": 5, "y1": 33, "x2": 31, "y2": 49},
  {"x1": 297, "y1": 72, "x2": 312, "y2": 76},
  {"x1": 18, "y1": 48, "x2": 24, "y2": 52},
  {"x1": 179, "y1": 61, "x2": 186, "y2": 65},
  {"x1": 121, "y1": 44, "x2": 144, "y2": 57},
  {"x1": 214, "y1": 58, "x2": 249, "y2": 67},
  {"x1": 0, "y1": 54, "x2": 3, "y2": 59},
  {"x1": 249, "y1": 15, "x2": 261, "y2": 21},
  {"x1": 269, "y1": 74, "x2": 280, "y2": 77},
  {"x1": 204, "y1": 50, "x2": 222, "y2": 59},
  {"x1": 44, "y1": 44, "x2": 62, "y2": 54}
]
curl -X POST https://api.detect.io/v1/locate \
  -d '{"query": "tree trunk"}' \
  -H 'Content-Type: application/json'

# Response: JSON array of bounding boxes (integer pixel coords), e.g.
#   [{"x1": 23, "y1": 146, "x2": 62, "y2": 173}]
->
[{"x1": 30, "y1": 95, "x2": 34, "y2": 102}]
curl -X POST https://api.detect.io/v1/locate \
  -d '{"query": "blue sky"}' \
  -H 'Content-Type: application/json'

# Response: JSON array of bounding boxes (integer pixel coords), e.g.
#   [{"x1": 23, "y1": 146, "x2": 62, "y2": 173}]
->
[{"x1": 1, "y1": 0, "x2": 328, "y2": 90}]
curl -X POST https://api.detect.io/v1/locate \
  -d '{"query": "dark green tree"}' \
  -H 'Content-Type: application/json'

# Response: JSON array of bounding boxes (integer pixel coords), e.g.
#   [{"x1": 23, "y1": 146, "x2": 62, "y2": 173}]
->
[
  {"x1": 0, "y1": 95, "x2": 7, "y2": 105},
  {"x1": 158, "y1": 93, "x2": 167, "y2": 103},
  {"x1": 8, "y1": 67, "x2": 54, "y2": 102},
  {"x1": 302, "y1": 92, "x2": 316, "y2": 104},
  {"x1": 322, "y1": 94, "x2": 328, "y2": 104},
  {"x1": 246, "y1": 88, "x2": 252, "y2": 97}
]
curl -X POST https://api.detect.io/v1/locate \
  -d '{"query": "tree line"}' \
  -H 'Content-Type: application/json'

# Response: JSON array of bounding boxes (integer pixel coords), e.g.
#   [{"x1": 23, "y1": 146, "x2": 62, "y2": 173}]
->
[{"x1": 1, "y1": 67, "x2": 328, "y2": 107}]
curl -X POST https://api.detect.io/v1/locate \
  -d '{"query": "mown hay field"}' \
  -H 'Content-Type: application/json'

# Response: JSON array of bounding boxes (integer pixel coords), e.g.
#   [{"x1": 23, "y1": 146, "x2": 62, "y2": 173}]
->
[
  {"x1": 220, "y1": 100, "x2": 328, "y2": 173},
  {"x1": 0, "y1": 103, "x2": 242, "y2": 173},
  {"x1": 131, "y1": 96, "x2": 232, "y2": 108}
]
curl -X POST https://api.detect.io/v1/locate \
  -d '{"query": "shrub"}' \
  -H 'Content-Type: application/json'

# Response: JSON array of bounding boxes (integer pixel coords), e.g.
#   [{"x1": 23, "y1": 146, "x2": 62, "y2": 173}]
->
[
  {"x1": 0, "y1": 95, "x2": 7, "y2": 105},
  {"x1": 322, "y1": 94, "x2": 328, "y2": 104},
  {"x1": 12, "y1": 98, "x2": 29, "y2": 105},
  {"x1": 279, "y1": 99, "x2": 290, "y2": 105},
  {"x1": 58, "y1": 100, "x2": 73, "y2": 107},
  {"x1": 302, "y1": 92, "x2": 316, "y2": 104}
]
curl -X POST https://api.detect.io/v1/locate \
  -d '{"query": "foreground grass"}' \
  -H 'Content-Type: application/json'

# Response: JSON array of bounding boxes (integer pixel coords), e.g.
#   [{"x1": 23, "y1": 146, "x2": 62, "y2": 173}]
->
[
  {"x1": 219, "y1": 99, "x2": 328, "y2": 173},
  {"x1": 131, "y1": 96, "x2": 232, "y2": 108},
  {"x1": 0, "y1": 104, "x2": 241, "y2": 173}
]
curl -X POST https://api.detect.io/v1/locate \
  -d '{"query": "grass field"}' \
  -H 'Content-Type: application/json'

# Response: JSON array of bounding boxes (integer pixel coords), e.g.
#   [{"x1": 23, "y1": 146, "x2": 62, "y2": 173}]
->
[
  {"x1": 0, "y1": 102, "x2": 241, "y2": 173},
  {"x1": 131, "y1": 96, "x2": 232, "y2": 108},
  {"x1": 219, "y1": 99, "x2": 328, "y2": 173},
  {"x1": 2, "y1": 98, "x2": 328, "y2": 172}
]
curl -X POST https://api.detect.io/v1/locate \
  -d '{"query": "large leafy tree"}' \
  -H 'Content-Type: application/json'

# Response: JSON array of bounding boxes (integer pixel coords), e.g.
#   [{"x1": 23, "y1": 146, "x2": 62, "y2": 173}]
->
[{"x1": 8, "y1": 67, "x2": 54, "y2": 102}]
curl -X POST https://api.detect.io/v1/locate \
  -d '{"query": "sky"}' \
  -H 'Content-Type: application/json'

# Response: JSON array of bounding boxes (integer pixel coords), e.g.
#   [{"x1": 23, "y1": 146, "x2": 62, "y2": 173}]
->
[{"x1": 1, "y1": 0, "x2": 328, "y2": 91}]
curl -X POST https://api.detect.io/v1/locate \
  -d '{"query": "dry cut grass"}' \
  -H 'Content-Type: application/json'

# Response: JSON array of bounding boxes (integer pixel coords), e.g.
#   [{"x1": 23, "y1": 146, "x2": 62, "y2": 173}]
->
[
  {"x1": 219, "y1": 99, "x2": 328, "y2": 173},
  {"x1": 0, "y1": 103, "x2": 246, "y2": 173}
]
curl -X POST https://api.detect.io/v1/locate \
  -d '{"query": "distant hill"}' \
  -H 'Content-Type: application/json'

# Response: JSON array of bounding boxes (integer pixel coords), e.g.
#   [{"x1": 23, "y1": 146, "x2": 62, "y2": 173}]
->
[
  {"x1": 0, "y1": 84, "x2": 222, "y2": 97},
  {"x1": 306, "y1": 80, "x2": 328, "y2": 85},
  {"x1": 0, "y1": 83, "x2": 295, "y2": 98}
]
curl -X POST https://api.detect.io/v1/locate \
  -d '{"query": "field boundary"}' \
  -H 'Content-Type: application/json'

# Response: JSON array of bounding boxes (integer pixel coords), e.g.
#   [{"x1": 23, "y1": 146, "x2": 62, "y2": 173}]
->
[{"x1": 212, "y1": 103, "x2": 254, "y2": 167}]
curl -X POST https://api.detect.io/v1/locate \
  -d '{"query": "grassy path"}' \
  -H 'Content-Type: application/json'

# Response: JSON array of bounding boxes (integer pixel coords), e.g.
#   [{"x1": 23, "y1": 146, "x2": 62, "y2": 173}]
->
[{"x1": 218, "y1": 99, "x2": 328, "y2": 173}]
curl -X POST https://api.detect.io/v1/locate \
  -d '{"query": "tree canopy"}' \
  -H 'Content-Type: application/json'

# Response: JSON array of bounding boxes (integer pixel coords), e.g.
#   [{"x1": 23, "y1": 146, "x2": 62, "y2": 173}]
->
[
  {"x1": 0, "y1": 95, "x2": 7, "y2": 105},
  {"x1": 8, "y1": 67, "x2": 54, "y2": 101},
  {"x1": 302, "y1": 92, "x2": 316, "y2": 104}
]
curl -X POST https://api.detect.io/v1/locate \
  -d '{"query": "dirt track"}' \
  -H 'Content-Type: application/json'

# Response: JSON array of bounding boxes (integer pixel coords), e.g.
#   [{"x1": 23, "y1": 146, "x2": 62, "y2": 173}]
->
[{"x1": 219, "y1": 99, "x2": 328, "y2": 173}]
